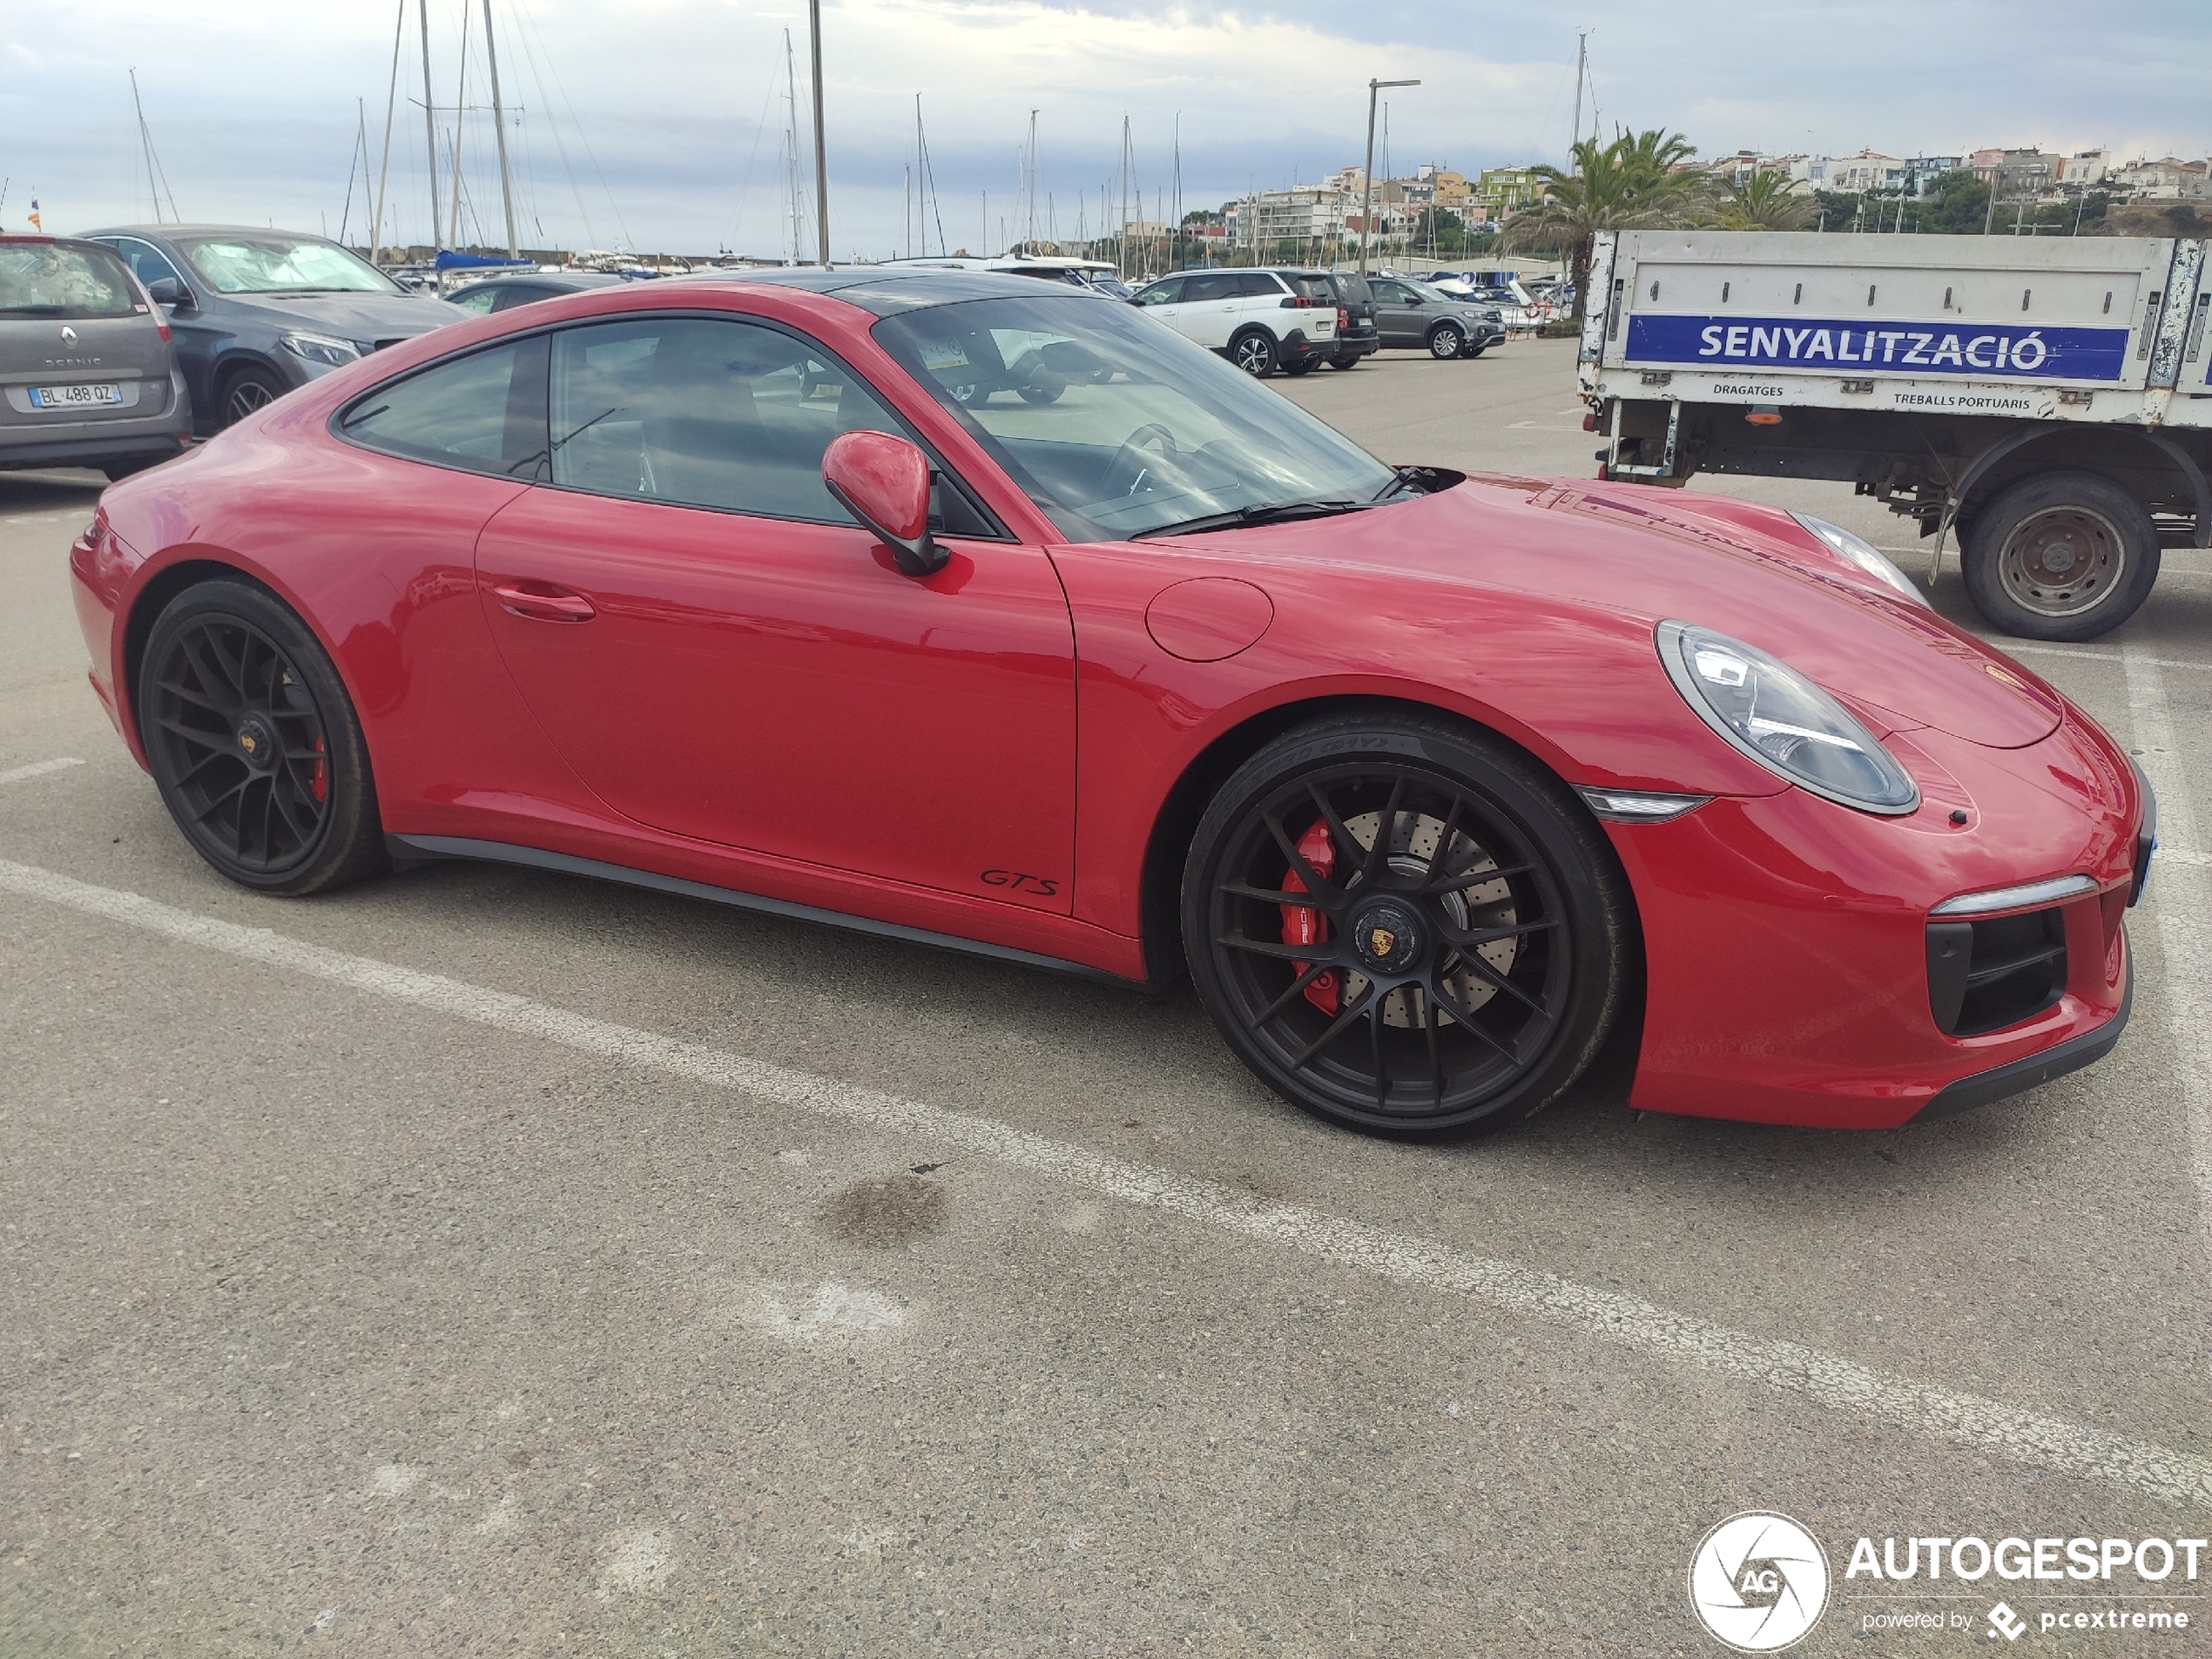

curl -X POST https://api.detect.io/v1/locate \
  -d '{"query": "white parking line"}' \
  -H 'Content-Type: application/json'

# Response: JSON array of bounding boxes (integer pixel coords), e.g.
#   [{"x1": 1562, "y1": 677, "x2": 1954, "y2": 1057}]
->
[
  {"x1": 2121, "y1": 648, "x2": 2212, "y2": 1272},
  {"x1": 0, "y1": 757, "x2": 85, "y2": 786},
  {"x1": 1, "y1": 854, "x2": 2207, "y2": 1514},
  {"x1": 2006, "y1": 644, "x2": 2212, "y2": 672}
]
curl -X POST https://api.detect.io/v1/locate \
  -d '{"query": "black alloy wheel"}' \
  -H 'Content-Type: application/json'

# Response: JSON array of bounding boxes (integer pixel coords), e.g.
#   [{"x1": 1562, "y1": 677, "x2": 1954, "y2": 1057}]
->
[
  {"x1": 1231, "y1": 331, "x2": 1278, "y2": 377},
  {"x1": 138, "y1": 579, "x2": 388, "y2": 895},
  {"x1": 1183, "y1": 713, "x2": 1632, "y2": 1136},
  {"x1": 220, "y1": 365, "x2": 288, "y2": 428},
  {"x1": 1428, "y1": 324, "x2": 1466, "y2": 361}
]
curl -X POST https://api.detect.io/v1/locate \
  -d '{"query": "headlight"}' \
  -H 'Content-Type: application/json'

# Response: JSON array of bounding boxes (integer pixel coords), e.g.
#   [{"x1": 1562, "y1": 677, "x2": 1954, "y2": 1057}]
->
[
  {"x1": 1656, "y1": 622, "x2": 1919, "y2": 815},
  {"x1": 1789, "y1": 511, "x2": 1928, "y2": 606},
  {"x1": 279, "y1": 331, "x2": 362, "y2": 368}
]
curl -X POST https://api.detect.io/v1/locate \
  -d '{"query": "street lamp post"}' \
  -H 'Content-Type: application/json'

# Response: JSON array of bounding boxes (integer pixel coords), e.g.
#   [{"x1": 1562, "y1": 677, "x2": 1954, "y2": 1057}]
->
[{"x1": 1359, "y1": 78, "x2": 1420, "y2": 276}]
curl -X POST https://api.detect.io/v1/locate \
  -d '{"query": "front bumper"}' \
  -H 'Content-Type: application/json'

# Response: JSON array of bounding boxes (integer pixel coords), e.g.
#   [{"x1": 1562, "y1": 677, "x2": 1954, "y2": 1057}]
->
[{"x1": 1601, "y1": 711, "x2": 2140, "y2": 1130}]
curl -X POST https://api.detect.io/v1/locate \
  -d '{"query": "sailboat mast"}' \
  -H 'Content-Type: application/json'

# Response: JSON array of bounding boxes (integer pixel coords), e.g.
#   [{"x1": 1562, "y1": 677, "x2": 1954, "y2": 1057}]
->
[
  {"x1": 419, "y1": 0, "x2": 441, "y2": 250},
  {"x1": 783, "y1": 30, "x2": 803, "y2": 265},
  {"x1": 448, "y1": 0, "x2": 470, "y2": 249},
  {"x1": 807, "y1": 0, "x2": 829, "y2": 266},
  {"x1": 482, "y1": 0, "x2": 518, "y2": 259},
  {"x1": 130, "y1": 71, "x2": 161, "y2": 223},
  {"x1": 1119, "y1": 117, "x2": 1130, "y2": 279},
  {"x1": 372, "y1": 0, "x2": 404, "y2": 266}
]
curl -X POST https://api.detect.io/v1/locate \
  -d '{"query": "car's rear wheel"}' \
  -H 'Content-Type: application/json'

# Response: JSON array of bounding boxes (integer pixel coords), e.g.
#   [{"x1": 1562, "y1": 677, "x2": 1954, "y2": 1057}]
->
[
  {"x1": 1329, "y1": 354, "x2": 1363, "y2": 370},
  {"x1": 1959, "y1": 470, "x2": 2161, "y2": 641},
  {"x1": 1231, "y1": 331, "x2": 1278, "y2": 377},
  {"x1": 219, "y1": 365, "x2": 287, "y2": 428},
  {"x1": 1182, "y1": 713, "x2": 1630, "y2": 1136},
  {"x1": 1428, "y1": 324, "x2": 1466, "y2": 361},
  {"x1": 1283, "y1": 360, "x2": 1316, "y2": 376},
  {"x1": 138, "y1": 579, "x2": 387, "y2": 895}
]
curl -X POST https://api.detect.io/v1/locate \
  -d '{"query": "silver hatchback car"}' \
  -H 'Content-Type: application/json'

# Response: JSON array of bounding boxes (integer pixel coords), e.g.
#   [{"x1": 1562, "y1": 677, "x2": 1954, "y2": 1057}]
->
[{"x1": 0, "y1": 235, "x2": 191, "y2": 478}]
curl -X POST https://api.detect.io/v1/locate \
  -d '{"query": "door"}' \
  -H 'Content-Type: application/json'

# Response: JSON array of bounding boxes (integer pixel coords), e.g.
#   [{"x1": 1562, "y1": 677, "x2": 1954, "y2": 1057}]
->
[
  {"x1": 1369, "y1": 278, "x2": 1424, "y2": 347},
  {"x1": 473, "y1": 312, "x2": 1079, "y2": 911},
  {"x1": 1166, "y1": 272, "x2": 1243, "y2": 349}
]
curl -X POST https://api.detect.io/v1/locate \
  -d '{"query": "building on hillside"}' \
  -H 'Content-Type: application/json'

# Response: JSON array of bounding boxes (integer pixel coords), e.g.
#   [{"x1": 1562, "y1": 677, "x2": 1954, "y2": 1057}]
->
[
  {"x1": 2057, "y1": 149, "x2": 2112, "y2": 185},
  {"x1": 1476, "y1": 167, "x2": 1543, "y2": 217},
  {"x1": 1899, "y1": 157, "x2": 1965, "y2": 194},
  {"x1": 1972, "y1": 148, "x2": 2057, "y2": 199},
  {"x1": 2114, "y1": 157, "x2": 2208, "y2": 199}
]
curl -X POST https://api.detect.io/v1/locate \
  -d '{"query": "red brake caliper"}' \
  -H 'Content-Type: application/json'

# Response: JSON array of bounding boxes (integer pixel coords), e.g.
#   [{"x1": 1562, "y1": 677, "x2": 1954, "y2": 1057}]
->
[
  {"x1": 1278, "y1": 819, "x2": 1339, "y2": 1015},
  {"x1": 310, "y1": 735, "x2": 328, "y2": 804}
]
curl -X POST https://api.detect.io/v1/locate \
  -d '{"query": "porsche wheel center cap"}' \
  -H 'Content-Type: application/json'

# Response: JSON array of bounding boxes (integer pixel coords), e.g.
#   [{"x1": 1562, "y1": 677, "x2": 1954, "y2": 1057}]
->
[
  {"x1": 1351, "y1": 902, "x2": 1422, "y2": 974},
  {"x1": 235, "y1": 715, "x2": 277, "y2": 767}
]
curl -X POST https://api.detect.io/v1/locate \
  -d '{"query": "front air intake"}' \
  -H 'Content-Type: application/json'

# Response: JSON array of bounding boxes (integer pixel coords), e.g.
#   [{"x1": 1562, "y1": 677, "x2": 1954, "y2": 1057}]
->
[{"x1": 1926, "y1": 907, "x2": 2067, "y2": 1037}]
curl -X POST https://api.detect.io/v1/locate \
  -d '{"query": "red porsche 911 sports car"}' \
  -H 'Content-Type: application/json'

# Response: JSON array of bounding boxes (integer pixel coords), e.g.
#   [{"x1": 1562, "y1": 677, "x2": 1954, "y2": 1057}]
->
[{"x1": 70, "y1": 270, "x2": 2150, "y2": 1136}]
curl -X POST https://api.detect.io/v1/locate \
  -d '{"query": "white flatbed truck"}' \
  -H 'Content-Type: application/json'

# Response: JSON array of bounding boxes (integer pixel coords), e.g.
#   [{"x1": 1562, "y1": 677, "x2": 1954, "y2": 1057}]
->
[{"x1": 1578, "y1": 230, "x2": 2212, "y2": 639}]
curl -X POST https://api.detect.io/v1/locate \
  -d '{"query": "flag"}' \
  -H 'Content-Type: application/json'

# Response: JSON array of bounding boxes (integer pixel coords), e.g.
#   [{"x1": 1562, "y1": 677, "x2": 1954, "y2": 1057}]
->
[{"x1": 27, "y1": 199, "x2": 42, "y2": 232}]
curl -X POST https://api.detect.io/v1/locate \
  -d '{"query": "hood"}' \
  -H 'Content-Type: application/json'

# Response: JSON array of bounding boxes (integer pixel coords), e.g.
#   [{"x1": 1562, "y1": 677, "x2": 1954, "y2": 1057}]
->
[
  {"x1": 1244, "y1": 476, "x2": 2065, "y2": 751},
  {"x1": 217, "y1": 289, "x2": 466, "y2": 345}
]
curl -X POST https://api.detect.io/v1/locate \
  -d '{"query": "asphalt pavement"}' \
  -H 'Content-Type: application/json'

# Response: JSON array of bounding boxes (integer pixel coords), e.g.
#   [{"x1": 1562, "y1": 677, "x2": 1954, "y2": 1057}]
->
[{"x1": 3, "y1": 338, "x2": 2209, "y2": 1656}]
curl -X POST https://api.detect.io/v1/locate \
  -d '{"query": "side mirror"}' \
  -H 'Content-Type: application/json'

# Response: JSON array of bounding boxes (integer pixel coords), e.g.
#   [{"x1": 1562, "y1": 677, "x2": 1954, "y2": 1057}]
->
[
  {"x1": 823, "y1": 429, "x2": 945, "y2": 577},
  {"x1": 145, "y1": 277, "x2": 189, "y2": 307}
]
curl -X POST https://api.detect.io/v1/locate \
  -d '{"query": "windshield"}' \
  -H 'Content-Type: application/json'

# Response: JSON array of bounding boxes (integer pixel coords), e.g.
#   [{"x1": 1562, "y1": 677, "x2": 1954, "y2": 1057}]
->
[
  {"x1": 0, "y1": 242, "x2": 140, "y2": 318},
  {"x1": 873, "y1": 293, "x2": 1398, "y2": 539},
  {"x1": 172, "y1": 234, "x2": 400, "y2": 295}
]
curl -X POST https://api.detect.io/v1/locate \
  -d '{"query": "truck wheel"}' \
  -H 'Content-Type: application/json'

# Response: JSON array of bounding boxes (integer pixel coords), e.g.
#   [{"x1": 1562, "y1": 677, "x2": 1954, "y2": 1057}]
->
[{"x1": 1960, "y1": 471, "x2": 2161, "y2": 642}]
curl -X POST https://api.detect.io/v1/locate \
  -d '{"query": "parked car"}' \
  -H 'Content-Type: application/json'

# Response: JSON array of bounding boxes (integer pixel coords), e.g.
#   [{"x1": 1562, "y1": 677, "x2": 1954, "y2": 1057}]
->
[
  {"x1": 75, "y1": 268, "x2": 2146, "y2": 1138},
  {"x1": 1129, "y1": 267, "x2": 1338, "y2": 376},
  {"x1": 79, "y1": 224, "x2": 467, "y2": 433},
  {"x1": 445, "y1": 270, "x2": 634, "y2": 314},
  {"x1": 1305, "y1": 269, "x2": 1380, "y2": 368},
  {"x1": 1366, "y1": 276, "x2": 1507, "y2": 359},
  {"x1": 0, "y1": 234, "x2": 192, "y2": 478}
]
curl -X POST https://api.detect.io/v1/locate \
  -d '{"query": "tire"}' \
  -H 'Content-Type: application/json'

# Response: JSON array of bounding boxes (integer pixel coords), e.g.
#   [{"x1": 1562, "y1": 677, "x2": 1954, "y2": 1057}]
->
[
  {"x1": 1230, "y1": 330, "x2": 1278, "y2": 378},
  {"x1": 1328, "y1": 354, "x2": 1363, "y2": 370},
  {"x1": 1467, "y1": 345, "x2": 1487, "y2": 358},
  {"x1": 218, "y1": 364, "x2": 288, "y2": 428},
  {"x1": 1181, "y1": 711, "x2": 1632, "y2": 1137},
  {"x1": 1427, "y1": 324, "x2": 1465, "y2": 361},
  {"x1": 102, "y1": 458, "x2": 158, "y2": 482},
  {"x1": 1959, "y1": 470, "x2": 2161, "y2": 641},
  {"x1": 138, "y1": 578, "x2": 388, "y2": 895},
  {"x1": 1283, "y1": 360, "x2": 1316, "y2": 377}
]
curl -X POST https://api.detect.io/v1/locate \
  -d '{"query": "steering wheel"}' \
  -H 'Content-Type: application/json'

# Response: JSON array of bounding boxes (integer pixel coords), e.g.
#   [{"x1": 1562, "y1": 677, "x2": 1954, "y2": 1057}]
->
[{"x1": 1103, "y1": 423, "x2": 1177, "y2": 499}]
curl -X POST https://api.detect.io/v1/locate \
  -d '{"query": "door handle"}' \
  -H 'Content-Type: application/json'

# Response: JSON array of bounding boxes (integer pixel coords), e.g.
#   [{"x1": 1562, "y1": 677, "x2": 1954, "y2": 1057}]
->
[{"x1": 491, "y1": 581, "x2": 597, "y2": 623}]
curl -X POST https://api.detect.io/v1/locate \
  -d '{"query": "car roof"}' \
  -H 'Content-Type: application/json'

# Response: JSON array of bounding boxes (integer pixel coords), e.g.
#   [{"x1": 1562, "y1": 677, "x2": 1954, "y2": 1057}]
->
[
  {"x1": 79, "y1": 224, "x2": 351, "y2": 245},
  {"x1": 693, "y1": 266, "x2": 1111, "y2": 317},
  {"x1": 451, "y1": 270, "x2": 627, "y2": 290}
]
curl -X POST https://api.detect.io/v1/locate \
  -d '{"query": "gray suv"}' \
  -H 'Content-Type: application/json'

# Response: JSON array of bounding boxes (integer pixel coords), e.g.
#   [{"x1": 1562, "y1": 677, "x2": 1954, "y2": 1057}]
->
[
  {"x1": 1, "y1": 235, "x2": 191, "y2": 478},
  {"x1": 81, "y1": 225, "x2": 467, "y2": 433},
  {"x1": 1367, "y1": 275, "x2": 1507, "y2": 360}
]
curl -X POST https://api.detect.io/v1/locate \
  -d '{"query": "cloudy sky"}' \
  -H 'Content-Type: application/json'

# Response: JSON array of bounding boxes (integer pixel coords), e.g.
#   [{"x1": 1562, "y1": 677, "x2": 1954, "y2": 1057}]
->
[{"x1": 4, "y1": 0, "x2": 2207, "y2": 258}]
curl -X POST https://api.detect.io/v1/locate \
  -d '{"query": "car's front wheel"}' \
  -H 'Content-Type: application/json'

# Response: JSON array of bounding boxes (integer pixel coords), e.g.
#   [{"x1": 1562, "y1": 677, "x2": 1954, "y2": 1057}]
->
[
  {"x1": 138, "y1": 578, "x2": 388, "y2": 895},
  {"x1": 219, "y1": 365, "x2": 288, "y2": 428},
  {"x1": 1182, "y1": 713, "x2": 1631, "y2": 1136},
  {"x1": 1428, "y1": 324, "x2": 1466, "y2": 360},
  {"x1": 1231, "y1": 331, "x2": 1278, "y2": 377}
]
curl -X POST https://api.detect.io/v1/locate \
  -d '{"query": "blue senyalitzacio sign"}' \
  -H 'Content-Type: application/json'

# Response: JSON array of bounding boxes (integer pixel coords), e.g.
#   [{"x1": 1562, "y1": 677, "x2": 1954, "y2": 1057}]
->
[{"x1": 1624, "y1": 314, "x2": 2129, "y2": 381}]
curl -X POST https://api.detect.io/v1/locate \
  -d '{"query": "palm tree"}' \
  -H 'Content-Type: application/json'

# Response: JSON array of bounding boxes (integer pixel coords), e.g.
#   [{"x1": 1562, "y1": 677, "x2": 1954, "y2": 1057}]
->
[
  {"x1": 1501, "y1": 128, "x2": 1710, "y2": 319},
  {"x1": 1716, "y1": 168, "x2": 1817, "y2": 232}
]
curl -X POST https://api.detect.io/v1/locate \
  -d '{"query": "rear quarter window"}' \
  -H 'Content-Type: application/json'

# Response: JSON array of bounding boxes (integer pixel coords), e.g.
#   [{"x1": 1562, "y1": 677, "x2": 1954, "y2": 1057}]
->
[
  {"x1": 0, "y1": 242, "x2": 140, "y2": 319},
  {"x1": 1290, "y1": 275, "x2": 1333, "y2": 301},
  {"x1": 339, "y1": 337, "x2": 550, "y2": 480}
]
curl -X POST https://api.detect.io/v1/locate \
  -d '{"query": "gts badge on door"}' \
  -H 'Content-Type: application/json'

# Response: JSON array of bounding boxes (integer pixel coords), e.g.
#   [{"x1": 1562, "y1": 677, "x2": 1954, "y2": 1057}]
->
[{"x1": 981, "y1": 869, "x2": 1060, "y2": 898}]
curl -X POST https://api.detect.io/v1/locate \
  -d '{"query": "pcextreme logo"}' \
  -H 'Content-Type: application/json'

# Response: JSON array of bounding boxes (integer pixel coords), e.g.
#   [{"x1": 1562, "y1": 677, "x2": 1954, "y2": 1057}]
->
[{"x1": 1689, "y1": 1512, "x2": 1831, "y2": 1651}]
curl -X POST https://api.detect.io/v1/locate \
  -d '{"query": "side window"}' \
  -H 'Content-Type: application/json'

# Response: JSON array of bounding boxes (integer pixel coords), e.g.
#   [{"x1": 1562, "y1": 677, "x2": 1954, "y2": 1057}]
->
[
  {"x1": 340, "y1": 336, "x2": 550, "y2": 479},
  {"x1": 107, "y1": 237, "x2": 185, "y2": 291},
  {"x1": 1183, "y1": 273, "x2": 1233, "y2": 303},
  {"x1": 448, "y1": 287, "x2": 501, "y2": 315},
  {"x1": 548, "y1": 314, "x2": 907, "y2": 523},
  {"x1": 1372, "y1": 280, "x2": 1410, "y2": 305},
  {"x1": 1133, "y1": 276, "x2": 1184, "y2": 307}
]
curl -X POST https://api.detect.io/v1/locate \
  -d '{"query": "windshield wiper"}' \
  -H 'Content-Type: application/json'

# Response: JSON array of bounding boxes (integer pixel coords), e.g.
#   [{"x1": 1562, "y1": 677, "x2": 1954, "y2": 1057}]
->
[{"x1": 1136, "y1": 499, "x2": 1369, "y2": 538}]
